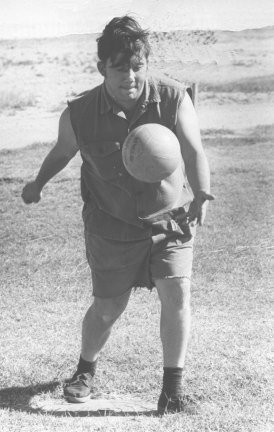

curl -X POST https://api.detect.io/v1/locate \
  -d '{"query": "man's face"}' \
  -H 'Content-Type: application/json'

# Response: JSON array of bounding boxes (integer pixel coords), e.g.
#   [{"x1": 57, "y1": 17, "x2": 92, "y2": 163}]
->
[{"x1": 99, "y1": 53, "x2": 148, "y2": 109}]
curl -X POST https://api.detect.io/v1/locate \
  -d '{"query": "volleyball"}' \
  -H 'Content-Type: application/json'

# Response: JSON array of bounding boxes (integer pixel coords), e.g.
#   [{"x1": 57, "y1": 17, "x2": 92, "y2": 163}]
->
[{"x1": 122, "y1": 123, "x2": 181, "y2": 183}]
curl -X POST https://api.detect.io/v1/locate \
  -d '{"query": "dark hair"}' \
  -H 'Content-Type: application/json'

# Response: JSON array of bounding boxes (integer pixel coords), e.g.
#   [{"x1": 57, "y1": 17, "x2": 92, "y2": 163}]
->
[{"x1": 97, "y1": 16, "x2": 151, "y2": 66}]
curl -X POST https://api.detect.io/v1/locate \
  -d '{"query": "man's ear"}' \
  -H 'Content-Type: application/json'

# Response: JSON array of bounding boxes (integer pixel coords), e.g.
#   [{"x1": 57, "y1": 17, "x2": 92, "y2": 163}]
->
[{"x1": 97, "y1": 61, "x2": 106, "y2": 77}]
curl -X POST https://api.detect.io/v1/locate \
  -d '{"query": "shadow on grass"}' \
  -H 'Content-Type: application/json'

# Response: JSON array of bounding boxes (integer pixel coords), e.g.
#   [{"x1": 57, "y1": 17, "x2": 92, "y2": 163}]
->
[{"x1": 0, "y1": 381, "x2": 158, "y2": 418}]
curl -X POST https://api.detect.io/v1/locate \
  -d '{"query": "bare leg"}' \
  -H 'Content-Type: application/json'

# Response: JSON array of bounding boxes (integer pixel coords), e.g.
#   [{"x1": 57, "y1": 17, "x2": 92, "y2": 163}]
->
[
  {"x1": 81, "y1": 290, "x2": 131, "y2": 362},
  {"x1": 155, "y1": 277, "x2": 191, "y2": 367}
]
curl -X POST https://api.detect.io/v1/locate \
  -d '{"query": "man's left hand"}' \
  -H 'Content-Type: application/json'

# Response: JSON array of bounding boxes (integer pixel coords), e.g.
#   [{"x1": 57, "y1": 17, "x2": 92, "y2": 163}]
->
[{"x1": 188, "y1": 191, "x2": 215, "y2": 226}]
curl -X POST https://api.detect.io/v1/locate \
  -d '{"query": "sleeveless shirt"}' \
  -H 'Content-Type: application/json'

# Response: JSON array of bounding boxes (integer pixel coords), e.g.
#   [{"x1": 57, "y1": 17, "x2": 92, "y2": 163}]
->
[{"x1": 68, "y1": 75, "x2": 193, "y2": 240}]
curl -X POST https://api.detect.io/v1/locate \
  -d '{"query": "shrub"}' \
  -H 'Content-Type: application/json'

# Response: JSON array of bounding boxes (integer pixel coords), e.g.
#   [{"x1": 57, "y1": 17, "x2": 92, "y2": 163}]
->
[{"x1": 0, "y1": 90, "x2": 36, "y2": 112}]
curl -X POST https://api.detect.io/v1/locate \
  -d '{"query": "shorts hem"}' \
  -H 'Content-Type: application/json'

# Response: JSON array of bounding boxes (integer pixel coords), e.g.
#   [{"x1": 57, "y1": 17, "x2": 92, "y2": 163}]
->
[{"x1": 152, "y1": 275, "x2": 192, "y2": 285}]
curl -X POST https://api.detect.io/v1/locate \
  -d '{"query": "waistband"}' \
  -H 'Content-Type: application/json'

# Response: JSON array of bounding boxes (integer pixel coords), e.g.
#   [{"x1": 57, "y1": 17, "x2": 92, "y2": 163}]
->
[{"x1": 139, "y1": 205, "x2": 192, "y2": 237}]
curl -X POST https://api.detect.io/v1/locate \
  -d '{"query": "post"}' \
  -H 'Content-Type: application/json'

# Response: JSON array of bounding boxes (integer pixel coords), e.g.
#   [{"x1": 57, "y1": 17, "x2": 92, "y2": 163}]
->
[
  {"x1": 191, "y1": 82, "x2": 198, "y2": 107},
  {"x1": 186, "y1": 83, "x2": 198, "y2": 108}
]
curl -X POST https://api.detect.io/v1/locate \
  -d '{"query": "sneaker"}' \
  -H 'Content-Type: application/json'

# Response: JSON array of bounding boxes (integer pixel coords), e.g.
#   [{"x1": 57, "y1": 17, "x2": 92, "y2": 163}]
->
[
  {"x1": 64, "y1": 372, "x2": 94, "y2": 403},
  {"x1": 157, "y1": 391, "x2": 185, "y2": 415},
  {"x1": 158, "y1": 391, "x2": 199, "y2": 415}
]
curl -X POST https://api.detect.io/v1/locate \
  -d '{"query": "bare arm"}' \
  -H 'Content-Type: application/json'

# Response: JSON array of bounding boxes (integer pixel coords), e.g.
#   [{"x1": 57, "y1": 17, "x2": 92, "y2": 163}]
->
[
  {"x1": 22, "y1": 107, "x2": 79, "y2": 203},
  {"x1": 176, "y1": 92, "x2": 214, "y2": 225}
]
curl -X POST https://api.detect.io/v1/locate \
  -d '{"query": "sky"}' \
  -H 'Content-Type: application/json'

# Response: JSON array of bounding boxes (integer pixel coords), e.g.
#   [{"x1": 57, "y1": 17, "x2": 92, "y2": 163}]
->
[{"x1": 1, "y1": 0, "x2": 274, "y2": 39}]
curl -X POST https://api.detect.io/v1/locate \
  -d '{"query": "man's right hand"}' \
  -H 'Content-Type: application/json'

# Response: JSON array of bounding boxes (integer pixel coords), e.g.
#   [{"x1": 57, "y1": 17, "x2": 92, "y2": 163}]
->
[{"x1": 21, "y1": 181, "x2": 42, "y2": 204}]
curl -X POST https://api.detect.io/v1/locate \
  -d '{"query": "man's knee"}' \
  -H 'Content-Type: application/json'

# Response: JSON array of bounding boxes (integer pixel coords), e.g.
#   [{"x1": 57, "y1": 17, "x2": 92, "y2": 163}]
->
[
  {"x1": 92, "y1": 291, "x2": 130, "y2": 325},
  {"x1": 156, "y1": 277, "x2": 191, "y2": 311}
]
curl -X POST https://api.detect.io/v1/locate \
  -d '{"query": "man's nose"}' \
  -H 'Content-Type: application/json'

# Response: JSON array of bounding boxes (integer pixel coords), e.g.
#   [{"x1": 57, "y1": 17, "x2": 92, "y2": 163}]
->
[{"x1": 124, "y1": 68, "x2": 135, "y2": 81}]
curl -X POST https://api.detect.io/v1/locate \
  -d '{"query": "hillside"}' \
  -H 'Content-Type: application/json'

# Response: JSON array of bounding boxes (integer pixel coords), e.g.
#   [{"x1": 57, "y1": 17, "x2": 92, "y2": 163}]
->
[{"x1": 0, "y1": 26, "x2": 273, "y2": 149}]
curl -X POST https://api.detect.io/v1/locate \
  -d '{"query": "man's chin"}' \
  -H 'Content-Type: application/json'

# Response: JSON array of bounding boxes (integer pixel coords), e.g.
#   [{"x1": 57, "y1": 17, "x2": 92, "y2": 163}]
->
[{"x1": 121, "y1": 89, "x2": 137, "y2": 98}]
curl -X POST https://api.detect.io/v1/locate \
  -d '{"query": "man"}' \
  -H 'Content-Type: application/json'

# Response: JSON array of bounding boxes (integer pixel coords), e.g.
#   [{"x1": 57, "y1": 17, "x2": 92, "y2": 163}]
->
[{"x1": 22, "y1": 16, "x2": 214, "y2": 414}]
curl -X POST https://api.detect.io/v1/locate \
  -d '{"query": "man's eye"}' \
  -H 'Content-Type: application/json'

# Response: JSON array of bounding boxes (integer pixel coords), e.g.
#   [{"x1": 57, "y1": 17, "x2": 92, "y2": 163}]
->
[
  {"x1": 115, "y1": 64, "x2": 144, "y2": 72},
  {"x1": 116, "y1": 66, "x2": 129, "y2": 72},
  {"x1": 133, "y1": 64, "x2": 145, "y2": 72}
]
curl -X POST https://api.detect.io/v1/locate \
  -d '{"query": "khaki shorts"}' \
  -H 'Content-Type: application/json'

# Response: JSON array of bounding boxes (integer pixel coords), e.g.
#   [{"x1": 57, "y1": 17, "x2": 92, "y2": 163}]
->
[{"x1": 84, "y1": 218, "x2": 195, "y2": 298}]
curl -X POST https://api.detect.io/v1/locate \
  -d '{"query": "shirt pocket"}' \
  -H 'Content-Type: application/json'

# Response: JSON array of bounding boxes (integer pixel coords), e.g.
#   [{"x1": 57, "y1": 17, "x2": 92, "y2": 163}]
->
[{"x1": 81, "y1": 141, "x2": 127, "y2": 180}]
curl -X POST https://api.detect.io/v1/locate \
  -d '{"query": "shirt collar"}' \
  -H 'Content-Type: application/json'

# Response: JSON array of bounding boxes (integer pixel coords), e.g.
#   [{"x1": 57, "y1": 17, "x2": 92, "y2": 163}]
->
[
  {"x1": 100, "y1": 82, "x2": 118, "y2": 114},
  {"x1": 100, "y1": 77, "x2": 161, "y2": 115},
  {"x1": 146, "y1": 76, "x2": 161, "y2": 104}
]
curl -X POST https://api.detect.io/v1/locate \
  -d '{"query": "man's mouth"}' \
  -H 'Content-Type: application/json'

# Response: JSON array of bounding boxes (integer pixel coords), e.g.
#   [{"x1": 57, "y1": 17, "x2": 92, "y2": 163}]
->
[{"x1": 121, "y1": 85, "x2": 136, "y2": 90}]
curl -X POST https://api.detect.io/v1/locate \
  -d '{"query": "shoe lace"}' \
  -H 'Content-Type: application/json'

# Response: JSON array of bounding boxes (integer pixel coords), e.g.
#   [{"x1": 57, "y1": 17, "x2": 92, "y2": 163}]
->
[{"x1": 71, "y1": 372, "x2": 92, "y2": 387}]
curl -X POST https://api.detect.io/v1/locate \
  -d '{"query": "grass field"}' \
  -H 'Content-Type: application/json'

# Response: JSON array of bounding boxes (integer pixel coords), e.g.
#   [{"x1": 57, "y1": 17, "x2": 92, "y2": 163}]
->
[{"x1": 0, "y1": 125, "x2": 273, "y2": 431}]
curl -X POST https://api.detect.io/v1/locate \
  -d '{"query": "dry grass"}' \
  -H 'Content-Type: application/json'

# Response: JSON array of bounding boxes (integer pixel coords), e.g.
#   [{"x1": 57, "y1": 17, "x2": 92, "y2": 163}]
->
[
  {"x1": 0, "y1": 90, "x2": 37, "y2": 112},
  {"x1": 201, "y1": 74, "x2": 274, "y2": 93},
  {"x1": 0, "y1": 125, "x2": 273, "y2": 431}
]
